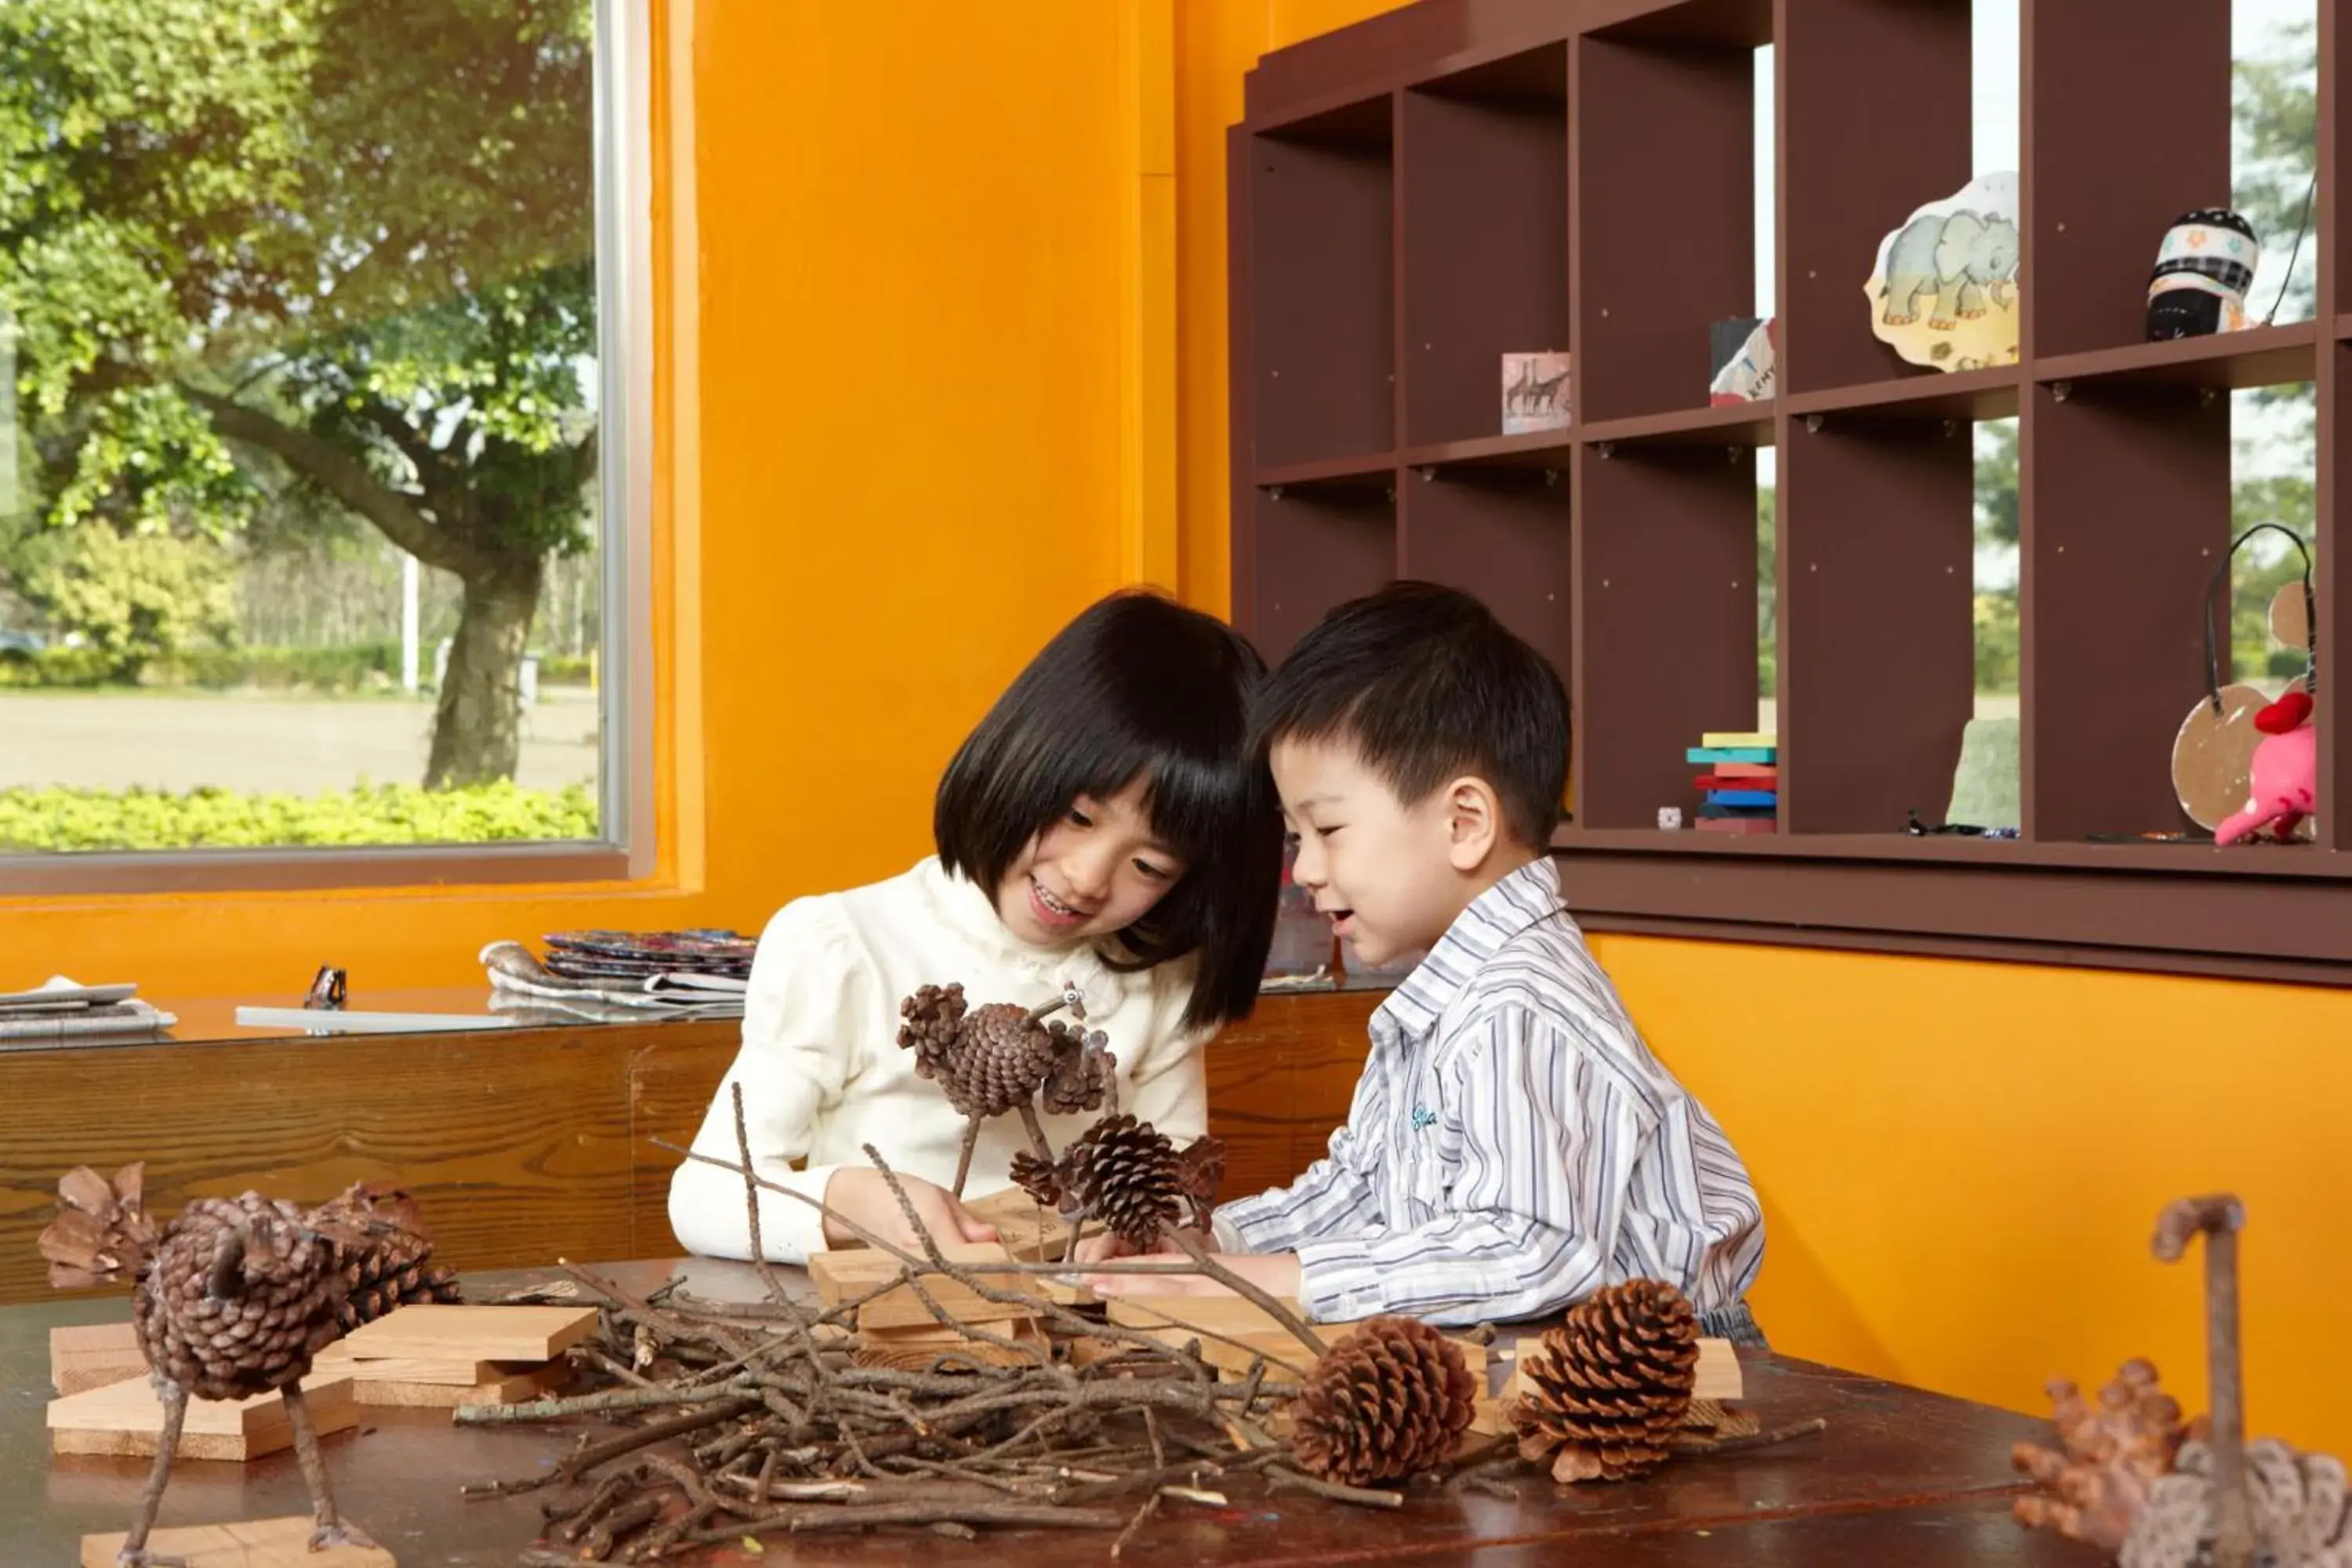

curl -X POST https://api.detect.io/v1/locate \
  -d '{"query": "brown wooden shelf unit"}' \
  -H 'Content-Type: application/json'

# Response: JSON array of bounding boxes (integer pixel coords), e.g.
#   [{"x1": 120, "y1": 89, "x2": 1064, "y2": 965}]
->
[{"x1": 1226, "y1": 0, "x2": 2352, "y2": 985}]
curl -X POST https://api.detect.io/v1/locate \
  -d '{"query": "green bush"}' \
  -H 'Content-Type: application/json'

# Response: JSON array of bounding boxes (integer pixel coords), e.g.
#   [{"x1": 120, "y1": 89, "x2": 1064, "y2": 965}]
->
[
  {"x1": 0, "y1": 782, "x2": 597, "y2": 852},
  {"x1": 538, "y1": 654, "x2": 593, "y2": 685},
  {"x1": 0, "y1": 645, "x2": 122, "y2": 688}
]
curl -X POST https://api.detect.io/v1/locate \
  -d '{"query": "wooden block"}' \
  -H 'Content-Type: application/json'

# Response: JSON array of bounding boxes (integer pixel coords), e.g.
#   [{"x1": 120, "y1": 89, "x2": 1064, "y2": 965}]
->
[
  {"x1": 808, "y1": 1240, "x2": 1036, "y2": 1304},
  {"x1": 334, "y1": 1304, "x2": 597, "y2": 1363},
  {"x1": 49, "y1": 1374, "x2": 357, "y2": 1462},
  {"x1": 1105, "y1": 1296, "x2": 1308, "y2": 1336},
  {"x1": 310, "y1": 1350, "x2": 510, "y2": 1385},
  {"x1": 52, "y1": 1321, "x2": 146, "y2": 1396},
  {"x1": 1696, "y1": 1337, "x2": 1743, "y2": 1401},
  {"x1": 82, "y1": 1515, "x2": 394, "y2": 1568},
  {"x1": 963, "y1": 1187, "x2": 1076, "y2": 1261},
  {"x1": 1468, "y1": 1394, "x2": 1512, "y2": 1437},
  {"x1": 346, "y1": 1363, "x2": 567, "y2": 1410},
  {"x1": 852, "y1": 1319, "x2": 1047, "y2": 1372}
]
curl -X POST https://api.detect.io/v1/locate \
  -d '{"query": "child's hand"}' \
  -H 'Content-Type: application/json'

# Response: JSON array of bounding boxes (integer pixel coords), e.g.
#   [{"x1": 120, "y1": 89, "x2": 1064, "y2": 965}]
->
[
  {"x1": 1070, "y1": 1224, "x2": 1209, "y2": 1265},
  {"x1": 1085, "y1": 1249, "x2": 1301, "y2": 1301},
  {"x1": 821, "y1": 1167, "x2": 999, "y2": 1251}
]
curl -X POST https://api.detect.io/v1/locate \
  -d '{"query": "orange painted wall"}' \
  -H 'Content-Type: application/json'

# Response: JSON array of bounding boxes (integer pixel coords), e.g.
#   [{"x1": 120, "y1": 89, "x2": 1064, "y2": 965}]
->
[
  {"x1": 0, "y1": 2, "x2": 1145, "y2": 991},
  {"x1": 1178, "y1": 0, "x2": 2352, "y2": 1455}
]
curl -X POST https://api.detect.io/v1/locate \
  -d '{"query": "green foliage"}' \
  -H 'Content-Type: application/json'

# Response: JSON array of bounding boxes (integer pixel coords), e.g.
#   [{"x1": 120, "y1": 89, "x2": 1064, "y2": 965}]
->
[
  {"x1": 10, "y1": 524, "x2": 234, "y2": 677},
  {"x1": 2234, "y1": 18, "x2": 2318, "y2": 325},
  {"x1": 0, "y1": 780, "x2": 596, "y2": 851},
  {"x1": 0, "y1": 0, "x2": 598, "y2": 783},
  {"x1": 0, "y1": 643, "x2": 114, "y2": 686},
  {"x1": 538, "y1": 653, "x2": 592, "y2": 684},
  {"x1": 1974, "y1": 593, "x2": 2019, "y2": 695}
]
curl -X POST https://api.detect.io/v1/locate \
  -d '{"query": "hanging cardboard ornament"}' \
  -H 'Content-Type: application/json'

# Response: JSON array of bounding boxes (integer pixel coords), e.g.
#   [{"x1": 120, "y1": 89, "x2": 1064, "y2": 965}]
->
[
  {"x1": 2172, "y1": 683, "x2": 2276, "y2": 831},
  {"x1": 1864, "y1": 172, "x2": 2020, "y2": 372},
  {"x1": 2270, "y1": 579, "x2": 2309, "y2": 648}
]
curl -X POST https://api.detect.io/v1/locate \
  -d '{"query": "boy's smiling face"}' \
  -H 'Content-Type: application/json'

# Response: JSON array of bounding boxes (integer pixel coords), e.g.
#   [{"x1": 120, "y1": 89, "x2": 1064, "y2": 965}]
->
[{"x1": 1272, "y1": 735, "x2": 1498, "y2": 970}]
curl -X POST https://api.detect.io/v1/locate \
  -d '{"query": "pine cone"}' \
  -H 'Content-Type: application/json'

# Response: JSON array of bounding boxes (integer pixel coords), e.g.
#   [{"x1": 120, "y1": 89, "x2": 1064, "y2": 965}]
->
[
  {"x1": 1061, "y1": 1115, "x2": 1183, "y2": 1250},
  {"x1": 134, "y1": 1193, "x2": 346, "y2": 1402},
  {"x1": 1291, "y1": 1316, "x2": 1479, "y2": 1486},
  {"x1": 303, "y1": 1181, "x2": 463, "y2": 1330},
  {"x1": 1173, "y1": 1135, "x2": 1226, "y2": 1232},
  {"x1": 2012, "y1": 1359, "x2": 2188, "y2": 1554},
  {"x1": 39, "y1": 1162, "x2": 159, "y2": 1290},
  {"x1": 1040, "y1": 1023, "x2": 1117, "y2": 1116},
  {"x1": 1513, "y1": 1279, "x2": 1700, "y2": 1483},
  {"x1": 2112, "y1": 1436, "x2": 2352, "y2": 1568},
  {"x1": 897, "y1": 983, "x2": 969, "y2": 1087},
  {"x1": 1009, "y1": 1149, "x2": 1065, "y2": 1210},
  {"x1": 945, "y1": 1003, "x2": 1060, "y2": 1117}
]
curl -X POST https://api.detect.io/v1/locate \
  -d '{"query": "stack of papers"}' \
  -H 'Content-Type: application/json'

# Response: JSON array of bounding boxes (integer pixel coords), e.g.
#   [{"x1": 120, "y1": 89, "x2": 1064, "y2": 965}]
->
[
  {"x1": 480, "y1": 939, "x2": 749, "y2": 1023},
  {"x1": 0, "y1": 978, "x2": 176, "y2": 1048}
]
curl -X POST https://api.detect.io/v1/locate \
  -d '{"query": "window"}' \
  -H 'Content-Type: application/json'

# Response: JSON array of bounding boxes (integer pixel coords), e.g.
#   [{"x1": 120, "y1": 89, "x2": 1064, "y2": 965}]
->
[{"x1": 0, "y1": 0, "x2": 651, "y2": 891}]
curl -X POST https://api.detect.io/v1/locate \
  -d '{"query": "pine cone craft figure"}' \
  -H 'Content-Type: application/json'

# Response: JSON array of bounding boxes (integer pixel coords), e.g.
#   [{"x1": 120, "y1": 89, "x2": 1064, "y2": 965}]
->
[
  {"x1": 38, "y1": 1162, "x2": 459, "y2": 1566},
  {"x1": 2011, "y1": 1359, "x2": 2190, "y2": 1554},
  {"x1": 1290, "y1": 1316, "x2": 1479, "y2": 1486},
  {"x1": 1512, "y1": 1278, "x2": 1700, "y2": 1483},
  {"x1": 897, "y1": 981, "x2": 1119, "y2": 1196},
  {"x1": 1010, "y1": 1113, "x2": 1225, "y2": 1253}
]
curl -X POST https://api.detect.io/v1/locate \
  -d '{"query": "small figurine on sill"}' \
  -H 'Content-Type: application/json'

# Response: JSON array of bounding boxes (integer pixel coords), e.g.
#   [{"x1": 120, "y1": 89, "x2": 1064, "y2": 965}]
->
[
  {"x1": 2147, "y1": 209, "x2": 2260, "y2": 340},
  {"x1": 2213, "y1": 690, "x2": 2317, "y2": 847}
]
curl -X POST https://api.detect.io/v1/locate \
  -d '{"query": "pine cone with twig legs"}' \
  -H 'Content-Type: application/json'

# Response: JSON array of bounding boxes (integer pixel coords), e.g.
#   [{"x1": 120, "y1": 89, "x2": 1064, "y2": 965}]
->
[
  {"x1": 1512, "y1": 1279, "x2": 1700, "y2": 1483},
  {"x1": 1291, "y1": 1316, "x2": 1479, "y2": 1486},
  {"x1": 305, "y1": 1181, "x2": 462, "y2": 1330}
]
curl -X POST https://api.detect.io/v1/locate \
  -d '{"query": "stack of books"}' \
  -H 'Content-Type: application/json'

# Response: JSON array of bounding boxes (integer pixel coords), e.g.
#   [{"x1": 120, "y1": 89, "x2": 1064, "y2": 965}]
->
[{"x1": 1686, "y1": 731, "x2": 1778, "y2": 835}]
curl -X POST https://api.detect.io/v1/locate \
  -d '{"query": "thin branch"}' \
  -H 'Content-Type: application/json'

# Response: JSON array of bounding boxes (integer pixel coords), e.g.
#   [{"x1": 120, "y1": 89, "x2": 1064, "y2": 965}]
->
[
  {"x1": 1265, "y1": 1465, "x2": 1404, "y2": 1509},
  {"x1": 1165, "y1": 1228, "x2": 1328, "y2": 1359},
  {"x1": 176, "y1": 383, "x2": 482, "y2": 575}
]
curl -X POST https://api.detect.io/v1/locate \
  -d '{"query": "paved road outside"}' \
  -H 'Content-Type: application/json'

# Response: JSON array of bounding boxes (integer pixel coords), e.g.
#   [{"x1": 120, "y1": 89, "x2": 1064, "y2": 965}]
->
[{"x1": 0, "y1": 688, "x2": 600, "y2": 793}]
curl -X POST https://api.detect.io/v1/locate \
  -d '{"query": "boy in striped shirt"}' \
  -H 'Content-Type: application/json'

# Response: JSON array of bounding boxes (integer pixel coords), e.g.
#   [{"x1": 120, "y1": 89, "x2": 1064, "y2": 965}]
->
[{"x1": 1086, "y1": 582, "x2": 1766, "y2": 1338}]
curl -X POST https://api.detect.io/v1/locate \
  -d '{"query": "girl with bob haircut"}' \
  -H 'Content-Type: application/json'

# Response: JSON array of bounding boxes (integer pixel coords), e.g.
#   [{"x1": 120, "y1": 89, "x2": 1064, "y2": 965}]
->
[{"x1": 670, "y1": 590, "x2": 1282, "y2": 1259}]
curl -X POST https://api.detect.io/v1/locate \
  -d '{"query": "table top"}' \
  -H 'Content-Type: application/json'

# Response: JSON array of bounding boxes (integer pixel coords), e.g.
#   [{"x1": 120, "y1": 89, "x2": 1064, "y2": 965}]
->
[{"x1": 3, "y1": 1262, "x2": 2105, "y2": 1566}]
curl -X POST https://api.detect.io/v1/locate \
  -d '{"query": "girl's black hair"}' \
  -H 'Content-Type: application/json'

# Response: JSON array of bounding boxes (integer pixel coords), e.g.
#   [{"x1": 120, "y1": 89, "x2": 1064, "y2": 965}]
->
[{"x1": 935, "y1": 589, "x2": 1282, "y2": 1030}]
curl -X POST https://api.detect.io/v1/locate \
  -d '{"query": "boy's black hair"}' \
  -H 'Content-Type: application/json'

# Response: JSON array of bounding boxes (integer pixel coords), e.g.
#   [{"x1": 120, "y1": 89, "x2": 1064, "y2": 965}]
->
[
  {"x1": 936, "y1": 590, "x2": 1283, "y2": 1030},
  {"x1": 1251, "y1": 580, "x2": 1569, "y2": 849}
]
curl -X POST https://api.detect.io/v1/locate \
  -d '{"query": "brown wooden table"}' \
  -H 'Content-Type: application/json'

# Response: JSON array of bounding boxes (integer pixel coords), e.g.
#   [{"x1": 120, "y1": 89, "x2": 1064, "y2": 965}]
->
[{"x1": 3, "y1": 1261, "x2": 2108, "y2": 1566}]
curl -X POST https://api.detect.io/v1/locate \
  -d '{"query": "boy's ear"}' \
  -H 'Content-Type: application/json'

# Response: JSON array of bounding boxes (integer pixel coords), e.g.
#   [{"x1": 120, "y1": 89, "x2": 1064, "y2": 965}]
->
[{"x1": 1441, "y1": 776, "x2": 1502, "y2": 870}]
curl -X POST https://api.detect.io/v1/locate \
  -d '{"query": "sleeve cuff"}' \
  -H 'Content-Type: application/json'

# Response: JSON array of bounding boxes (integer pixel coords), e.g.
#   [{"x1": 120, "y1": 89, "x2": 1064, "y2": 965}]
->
[
  {"x1": 669, "y1": 1156, "x2": 838, "y2": 1265},
  {"x1": 1292, "y1": 1236, "x2": 1387, "y2": 1322},
  {"x1": 1209, "y1": 1211, "x2": 1247, "y2": 1253}
]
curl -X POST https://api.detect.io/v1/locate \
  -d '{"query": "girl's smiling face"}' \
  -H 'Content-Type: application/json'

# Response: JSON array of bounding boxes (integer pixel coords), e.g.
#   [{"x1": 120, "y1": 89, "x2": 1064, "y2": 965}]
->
[{"x1": 995, "y1": 777, "x2": 1189, "y2": 949}]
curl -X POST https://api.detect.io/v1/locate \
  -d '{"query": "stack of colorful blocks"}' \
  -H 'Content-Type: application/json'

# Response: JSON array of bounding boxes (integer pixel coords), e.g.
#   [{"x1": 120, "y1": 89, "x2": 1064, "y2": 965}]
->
[{"x1": 1686, "y1": 731, "x2": 1777, "y2": 834}]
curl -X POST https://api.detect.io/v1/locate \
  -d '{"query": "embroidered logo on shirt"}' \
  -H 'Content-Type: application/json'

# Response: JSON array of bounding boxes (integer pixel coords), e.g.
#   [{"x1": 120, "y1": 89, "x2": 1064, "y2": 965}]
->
[{"x1": 1410, "y1": 1105, "x2": 1438, "y2": 1131}]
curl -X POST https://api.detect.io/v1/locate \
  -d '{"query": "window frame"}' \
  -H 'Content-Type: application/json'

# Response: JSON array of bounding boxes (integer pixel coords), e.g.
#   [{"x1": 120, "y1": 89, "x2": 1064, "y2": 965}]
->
[{"x1": 0, "y1": 0, "x2": 659, "y2": 898}]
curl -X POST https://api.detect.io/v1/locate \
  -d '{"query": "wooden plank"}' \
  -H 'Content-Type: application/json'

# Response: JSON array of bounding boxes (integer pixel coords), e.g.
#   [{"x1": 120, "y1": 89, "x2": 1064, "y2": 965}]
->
[
  {"x1": 333, "y1": 1305, "x2": 597, "y2": 1363},
  {"x1": 346, "y1": 1363, "x2": 567, "y2": 1410},
  {"x1": 82, "y1": 1515, "x2": 394, "y2": 1568},
  {"x1": 1501, "y1": 1336, "x2": 1744, "y2": 1403},
  {"x1": 807, "y1": 1240, "x2": 1058, "y2": 1303},
  {"x1": 50, "y1": 1320, "x2": 144, "y2": 1396},
  {"x1": 962, "y1": 1186, "x2": 1075, "y2": 1261},
  {"x1": 310, "y1": 1351, "x2": 514, "y2": 1386},
  {"x1": 49, "y1": 1374, "x2": 356, "y2": 1462},
  {"x1": 852, "y1": 1319, "x2": 1047, "y2": 1372}
]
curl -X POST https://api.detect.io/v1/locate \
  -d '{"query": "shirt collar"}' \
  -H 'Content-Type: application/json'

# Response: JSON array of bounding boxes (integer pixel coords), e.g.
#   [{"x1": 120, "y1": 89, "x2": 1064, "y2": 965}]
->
[
  {"x1": 915, "y1": 855, "x2": 1119, "y2": 995},
  {"x1": 1371, "y1": 857, "x2": 1566, "y2": 1041}
]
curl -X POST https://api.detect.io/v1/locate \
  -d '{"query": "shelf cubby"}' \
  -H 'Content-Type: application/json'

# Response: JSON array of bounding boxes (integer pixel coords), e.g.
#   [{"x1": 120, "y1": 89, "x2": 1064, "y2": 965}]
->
[
  {"x1": 1399, "y1": 464, "x2": 1572, "y2": 684},
  {"x1": 1780, "y1": 0, "x2": 1976, "y2": 396},
  {"x1": 1399, "y1": 46, "x2": 1569, "y2": 448},
  {"x1": 1573, "y1": 441, "x2": 1764, "y2": 829},
  {"x1": 2022, "y1": 379, "x2": 2233, "y2": 842},
  {"x1": 1778, "y1": 411, "x2": 1979, "y2": 833},
  {"x1": 2025, "y1": 0, "x2": 2234, "y2": 361},
  {"x1": 1248, "y1": 477, "x2": 1398, "y2": 663},
  {"x1": 1230, "y1": 0, "x2": 2352, "y2": 982},
  {"x1": 1249, "y1": 95, "x2": 1396, "y2": 471},
  {"x1": 1572, "y1": 9, "x2": 1762, "y2": 425}
]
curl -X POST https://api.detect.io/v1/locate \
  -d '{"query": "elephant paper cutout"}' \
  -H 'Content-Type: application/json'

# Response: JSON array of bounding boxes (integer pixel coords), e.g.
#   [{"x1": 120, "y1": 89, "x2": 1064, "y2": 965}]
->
[{"x1": 1865, "y1": 172, "x2": 2020, "y2": 372}]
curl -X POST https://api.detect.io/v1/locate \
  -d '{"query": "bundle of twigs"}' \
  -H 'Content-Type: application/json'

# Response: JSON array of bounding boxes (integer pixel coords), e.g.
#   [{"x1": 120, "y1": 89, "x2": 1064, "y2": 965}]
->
[{"x1": 466, "y1": 1089, "x2": 1432, "y2": 1563}]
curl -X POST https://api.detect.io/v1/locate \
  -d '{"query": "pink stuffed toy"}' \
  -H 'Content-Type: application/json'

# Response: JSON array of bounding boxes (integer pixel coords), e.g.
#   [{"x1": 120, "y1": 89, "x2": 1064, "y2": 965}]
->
[{"x1": 2214, "y1": 690, "x2": 2317, "y2": 846}]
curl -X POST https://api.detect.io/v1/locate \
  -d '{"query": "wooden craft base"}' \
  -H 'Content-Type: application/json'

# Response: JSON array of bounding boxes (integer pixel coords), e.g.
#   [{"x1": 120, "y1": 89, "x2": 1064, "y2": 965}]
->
[
  {"x1": 853, "y1": 1318, "x2": 1049, "y2": 1371},
  {"x1": 813, "y1": 1239, "x2": 1085, "y2": 1331},
  {"x1": 1107, "y1": 1297, "x2": 1482, "y2": 1382},
  {"x1": 325, "y1": 1359, "x2": 568, "y2": 1409},
  {"x1": 81, "y1": 1515, "x2": 394, "y2": 1567},
  {"x1": 962, "y1": 1187, "x2": 1076, "y2": 1261},
  {"x1": 51, "y1": 1320, "x2": 145, "y2": 1396},
  {"x1": 49, "y1": 1374, "x2": 357, "y2": 1462},
  {"x1": 334, "y1": 1304, "x2": 596, "y2": 1363}
]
